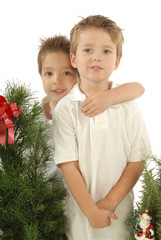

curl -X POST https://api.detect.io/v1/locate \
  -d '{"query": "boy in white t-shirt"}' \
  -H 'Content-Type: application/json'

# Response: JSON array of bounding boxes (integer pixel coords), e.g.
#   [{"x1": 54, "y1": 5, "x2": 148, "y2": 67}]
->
[{"x1": 53, "y1": 16, "x2": 151, "y2": 240}]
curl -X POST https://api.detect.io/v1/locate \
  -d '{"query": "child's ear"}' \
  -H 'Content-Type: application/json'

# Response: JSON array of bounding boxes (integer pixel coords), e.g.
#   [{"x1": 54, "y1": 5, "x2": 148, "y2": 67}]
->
[
  {"x1": 114, "y1": 58, "x2": 121, "y2": 70},
  {"x1": 70, "y1": 53, "x2": 77, "y2": 68}
]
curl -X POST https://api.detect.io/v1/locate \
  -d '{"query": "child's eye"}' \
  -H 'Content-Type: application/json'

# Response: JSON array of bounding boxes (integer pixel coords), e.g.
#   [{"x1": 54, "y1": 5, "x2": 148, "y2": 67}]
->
[
  {"x1": 45, "y1": 72, "x2": 52, "y2": 77},
  {"x1": 104, "y1": 49, "x2": 111, "y2": 54},
  {"x1": 83, "y1": 48, "x2": 92, "y2": 53},
  {"x1": 64, "y1": 71, "x2": 71, "y2": 76}
]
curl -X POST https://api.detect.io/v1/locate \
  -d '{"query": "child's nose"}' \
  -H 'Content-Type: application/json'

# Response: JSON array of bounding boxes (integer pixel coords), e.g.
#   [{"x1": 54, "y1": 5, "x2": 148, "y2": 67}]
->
[
  {"x1": 92, "y1": 50, "x2": 101, "y2": 61},
  {"x1": 53, "y1": 74, "x2": 62, "y2": 85}
]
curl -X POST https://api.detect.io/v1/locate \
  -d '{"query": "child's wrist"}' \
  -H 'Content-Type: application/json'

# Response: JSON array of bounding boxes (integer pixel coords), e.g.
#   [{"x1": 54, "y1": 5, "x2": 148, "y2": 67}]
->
[
  {"x1": 97, "y1": 198, "x2": 116, "y2": 212},
  {"x1": 86, "y1": 205, "x2": 99, "y2": 219},
  {"x1": 105, "y1": 197, "x2": 117, "y2": 211},
  {"x1": 106, "y1": 91, "x2": 115, "y2": 107}
]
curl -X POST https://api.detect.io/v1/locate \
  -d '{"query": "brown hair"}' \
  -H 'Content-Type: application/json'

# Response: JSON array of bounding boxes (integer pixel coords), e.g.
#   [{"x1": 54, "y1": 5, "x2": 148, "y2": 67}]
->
[
  {"x1": 70, "y1": 15, "x2": 124, "y2": 59},
  {"x1": 37, "y1": 35, "x2": 70, "y2": 74}
]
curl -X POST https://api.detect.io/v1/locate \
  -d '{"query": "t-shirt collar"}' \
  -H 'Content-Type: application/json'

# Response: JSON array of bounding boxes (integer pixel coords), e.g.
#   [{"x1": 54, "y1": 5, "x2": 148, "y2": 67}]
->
[
  {"x1": 70, "y1": 82, "x2": 120, "y2": 104},
  {"x1": 70, "y1": 83, "x2": 86, "y2": 101}
]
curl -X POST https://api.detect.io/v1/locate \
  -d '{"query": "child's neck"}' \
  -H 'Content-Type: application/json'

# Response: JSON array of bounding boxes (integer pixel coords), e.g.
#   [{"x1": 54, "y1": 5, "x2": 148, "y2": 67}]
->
[{"x1": 79, "y1": 80, "x2": 110, "y2": 97}]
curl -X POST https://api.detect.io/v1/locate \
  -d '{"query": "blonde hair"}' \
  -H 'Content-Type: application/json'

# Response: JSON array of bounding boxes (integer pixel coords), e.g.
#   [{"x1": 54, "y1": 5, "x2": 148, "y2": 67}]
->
[
  {"x1": 70, "y1": 15, "x2": 124, "y2": 59},
  {"x1": 37, "y1": 35, "x2": 70, "y2": 75}
]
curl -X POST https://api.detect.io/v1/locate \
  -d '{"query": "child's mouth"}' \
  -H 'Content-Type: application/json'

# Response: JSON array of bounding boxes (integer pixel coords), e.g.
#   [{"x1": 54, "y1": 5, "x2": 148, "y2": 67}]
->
[{"x1": 53, "y1": 89, "x2": 66, "y2": 95}]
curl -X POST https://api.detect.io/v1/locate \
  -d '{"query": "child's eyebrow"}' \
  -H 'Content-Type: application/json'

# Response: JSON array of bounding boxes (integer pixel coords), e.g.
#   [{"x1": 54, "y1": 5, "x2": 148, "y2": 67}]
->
[
  {"x1": 80, "y1": 43, "x2": 114, "y2": 49},
  {"x1": 64, "y1": 67, "x2": 73, "y2": 70},
  {"x1": 42, "y1": 66, "x2": 53, "y2": 70},
  {"x1": 103, "y1": 45, "x2": 114, "y2": 49},
  {"x1": 80, "y1": 43, "x2": 93, "y2": 47},
  {"x1": 42, "y1": 66, "x2": 73, "y2": 71}
]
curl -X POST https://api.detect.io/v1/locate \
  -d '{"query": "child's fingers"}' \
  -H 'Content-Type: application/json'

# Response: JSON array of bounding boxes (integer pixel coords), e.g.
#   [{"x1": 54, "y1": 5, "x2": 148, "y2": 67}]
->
[
  {"x1": 82, "y1": 97, "x2": 93, "y2": 108},
  {"x1": 81, "y1": 102, "x2": 95, "y2": 113},
  {"x1": 108, "y1": 211, "x2": 118, "y2": 220},
  {"x1": 82, "y1": 106, "x2": 99, "y2": 116},
  {"x1": 87, "y1": 110, "x2": 99, "y2": 117},
  {"x1": 82, "y1": 106, "x2": 105, "y2": 117},
  {"x1": 106, "y1": 218, "x2": 111, "y2": 226}
]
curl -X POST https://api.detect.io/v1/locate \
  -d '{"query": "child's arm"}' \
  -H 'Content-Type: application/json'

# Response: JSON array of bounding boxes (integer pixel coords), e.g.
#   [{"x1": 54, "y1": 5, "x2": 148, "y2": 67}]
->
[
  {"x1": 60, "y1": 161, "x2": 118, "y2": 228},
  {"x1": 96, "y1": 161, "x2": 143, "y2": 212},
  {"x1": 82, "y1": 82, "x2": 145, "y2": 117}
]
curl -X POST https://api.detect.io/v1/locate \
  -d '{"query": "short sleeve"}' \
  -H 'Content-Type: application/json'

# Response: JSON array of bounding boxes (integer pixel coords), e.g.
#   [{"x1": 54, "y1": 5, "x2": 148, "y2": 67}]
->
[
  {"x1": 52, "y1": 100, "x2": 78, "y2": 165},
  {"x1": 129, "y1": 101, "x2": 151, "y2": 162}
]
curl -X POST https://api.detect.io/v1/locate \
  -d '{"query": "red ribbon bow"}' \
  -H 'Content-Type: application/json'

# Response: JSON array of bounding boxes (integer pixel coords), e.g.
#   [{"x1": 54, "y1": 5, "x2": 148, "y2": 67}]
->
[{"x1": 0, "y1": 95, "x2": 21, "y2": 146}]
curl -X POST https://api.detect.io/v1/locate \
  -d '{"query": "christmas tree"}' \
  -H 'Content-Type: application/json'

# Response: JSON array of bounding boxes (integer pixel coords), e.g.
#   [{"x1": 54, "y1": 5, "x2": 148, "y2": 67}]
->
[
  {"x1": 126, "y1": 155, "x2": 161, "y2": 240},
  {"x1": 0, "y1": 81, "x2": 67, "y2": 240}
]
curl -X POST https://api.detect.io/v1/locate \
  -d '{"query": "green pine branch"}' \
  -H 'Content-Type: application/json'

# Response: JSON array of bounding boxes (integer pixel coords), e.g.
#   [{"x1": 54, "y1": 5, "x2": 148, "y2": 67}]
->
[
  {"x1": 0, "y1": 80, "x2": 68, "y2": 240},
  {"x1": 127, "y1": 155, "x2": 161, "y2": 240}
]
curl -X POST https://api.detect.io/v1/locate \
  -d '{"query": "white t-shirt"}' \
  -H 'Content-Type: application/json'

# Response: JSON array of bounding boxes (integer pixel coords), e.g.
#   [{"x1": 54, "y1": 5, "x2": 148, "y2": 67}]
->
[
  {"x1": 53, "y1": 82, "x2": 151, "y2": 240},
  {"x1": 44, "y1": 119, "x2": 62, "y2": 179}
]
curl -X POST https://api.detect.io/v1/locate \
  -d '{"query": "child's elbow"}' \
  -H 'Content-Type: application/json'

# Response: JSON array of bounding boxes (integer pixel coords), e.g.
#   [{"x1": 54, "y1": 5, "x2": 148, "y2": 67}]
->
[{"x1": 138, "y1": 83, "x2": 145, "y2": 96}]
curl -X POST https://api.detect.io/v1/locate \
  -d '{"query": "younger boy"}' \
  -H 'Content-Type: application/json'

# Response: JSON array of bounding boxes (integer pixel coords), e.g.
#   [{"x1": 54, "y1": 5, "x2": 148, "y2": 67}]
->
[
  {"x1": 38, "y1": 35, "x2": 144, "y2": 120},
  {"x1": 52, "y1": 16, "x2": 151, "y2": 240}
]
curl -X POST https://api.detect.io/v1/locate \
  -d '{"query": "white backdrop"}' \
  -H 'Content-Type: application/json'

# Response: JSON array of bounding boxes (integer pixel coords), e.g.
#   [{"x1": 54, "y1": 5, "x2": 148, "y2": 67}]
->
[{"x1": 0, "y1": 0, "x2": 161, "y2": 201}]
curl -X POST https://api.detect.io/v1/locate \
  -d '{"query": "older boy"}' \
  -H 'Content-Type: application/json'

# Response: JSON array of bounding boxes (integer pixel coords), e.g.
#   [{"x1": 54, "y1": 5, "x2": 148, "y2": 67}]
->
[{"x1": 53, "y1": 16, "x2": 151, "y2": 240}]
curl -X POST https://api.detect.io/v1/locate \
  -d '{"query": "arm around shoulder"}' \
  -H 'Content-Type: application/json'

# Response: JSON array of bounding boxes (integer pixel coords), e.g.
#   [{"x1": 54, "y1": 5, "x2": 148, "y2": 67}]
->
[
  {"x1": 81, "y1": 82, "x2": 145, "y2": 117},
  {"x1": 107, "y1": 82, "x2": 145, "y2": 106}
]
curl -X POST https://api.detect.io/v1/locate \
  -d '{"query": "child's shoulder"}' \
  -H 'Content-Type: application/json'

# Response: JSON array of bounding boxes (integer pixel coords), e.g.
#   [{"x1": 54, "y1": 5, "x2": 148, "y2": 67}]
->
[
  {"x1": 110, "y1": 81, "x2": 120, "y2": 89},
  {"x1": 54, "y1": 84, "x2": 83, "y2": 118},
  {"x1": 56, "y1": 83, "x2": 81, "y2": 107},
  {"x1": 42, "y1": 96, "x2": 52, "y2": 120},
  {"x1": 54, "y1": 90, "x2": 75, "y2": 113},
  {"x1": 42, "y1": 96, "x2": 57, "y2": 120}
]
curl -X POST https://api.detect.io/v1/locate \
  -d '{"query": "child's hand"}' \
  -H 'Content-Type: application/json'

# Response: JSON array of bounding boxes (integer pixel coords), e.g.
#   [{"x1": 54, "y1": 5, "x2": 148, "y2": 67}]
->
[
  {"x1": 97, "y1": 199, "x2": 116, "y2": 212},
  {"x1": 81, "y1": 92, "x2": 111, "y2": 117},
  {"x1": 88, "y1": 208, "x2": 118, "y2": 228}
]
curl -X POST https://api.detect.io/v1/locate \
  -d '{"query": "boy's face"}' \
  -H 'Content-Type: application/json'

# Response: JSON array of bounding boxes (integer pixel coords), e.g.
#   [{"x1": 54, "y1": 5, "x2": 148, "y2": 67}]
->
[
  {"x1": 41, "y1": 51, "x2": 76, "y2": 103},
  {"x1": 70, "y1": 28, "x2": 120, "y2": 86}
]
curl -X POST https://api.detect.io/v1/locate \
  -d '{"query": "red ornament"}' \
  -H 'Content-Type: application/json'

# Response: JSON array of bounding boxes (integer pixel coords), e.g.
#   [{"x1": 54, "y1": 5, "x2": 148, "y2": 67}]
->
[{"x1": 0, "y1": 95, "x2": 21, "y2": 145}]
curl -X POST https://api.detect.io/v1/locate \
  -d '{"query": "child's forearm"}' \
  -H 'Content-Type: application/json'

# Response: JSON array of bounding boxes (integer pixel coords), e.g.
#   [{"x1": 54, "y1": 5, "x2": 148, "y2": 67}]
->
[
  {"x1": 107, "y1": 82, "x2": 145, "y2": 106},
  {"x1": 81, "y1": 82, "x2": 144, "y2": 117},
  {"x1": 60, "y1": 161, "x2": 97, "y2": 217},
  {"x1": 60, "y1": 161, "x2": 118, "y2": 227},
  {"x1": 99, "y1": 161, "x2": 144, "y2": 211}
]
